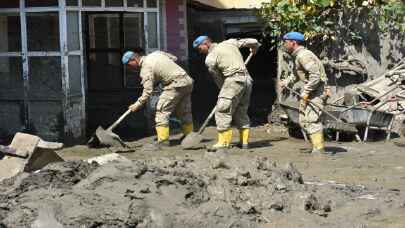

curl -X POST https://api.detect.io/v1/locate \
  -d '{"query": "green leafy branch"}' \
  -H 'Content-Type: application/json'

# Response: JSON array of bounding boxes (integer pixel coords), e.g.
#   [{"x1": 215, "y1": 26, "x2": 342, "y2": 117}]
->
[{"x1": 258, "y1": 0, "x2": 405, "y2": 44}]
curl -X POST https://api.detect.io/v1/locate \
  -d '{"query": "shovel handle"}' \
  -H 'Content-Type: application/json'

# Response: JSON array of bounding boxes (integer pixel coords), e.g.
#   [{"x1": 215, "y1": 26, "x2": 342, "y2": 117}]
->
[
  {"x1": 244, "y1": 52, "x2": 254, "y2": 65},
  {"x1": 197, "y1": 106, "x2": 216, "y2": 134},
  {"x1": 283, "y1": 86, "x2": 342, "y2": 123},
  {"x1": 107, "y1": 109, "x2": 132, "y2": 131},
  {"x1": 195, "y1": 51, "x2": 254, "y2": 135}
]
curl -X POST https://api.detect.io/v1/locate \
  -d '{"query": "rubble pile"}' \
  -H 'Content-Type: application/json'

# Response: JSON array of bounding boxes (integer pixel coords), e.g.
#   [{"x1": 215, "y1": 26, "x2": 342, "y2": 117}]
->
[
  {"x1": 343, "y1": 62, "x2": 405, "y2": 137},
  {"x1": 0, "y1": 154, "x2": 403, "y2": 227}
]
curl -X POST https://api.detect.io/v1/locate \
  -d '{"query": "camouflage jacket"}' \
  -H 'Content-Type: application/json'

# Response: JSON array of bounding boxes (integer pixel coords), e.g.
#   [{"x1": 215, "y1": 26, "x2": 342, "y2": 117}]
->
[
  {"x1": 205, "y1": 38, "x2": 259, "y2": 88},
  {"x1": 286, "y1": 46, "x2": 328, "y2": 97},
  {"x1": 134, "y1": 51, "x2": 193, "y2": 108}
]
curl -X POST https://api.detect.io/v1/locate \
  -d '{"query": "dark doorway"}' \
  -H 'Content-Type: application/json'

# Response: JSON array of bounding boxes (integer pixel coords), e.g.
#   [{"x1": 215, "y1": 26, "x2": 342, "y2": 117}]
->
[
  {"x1": 227, "y1": 32, "x2": 278, "y2": 125},
  {"x1": 188, "y1": 32, "x2": 278, "y2": 127},
  {"x1": 84, "y1": 12, "x2": 147, "y2": 140}
]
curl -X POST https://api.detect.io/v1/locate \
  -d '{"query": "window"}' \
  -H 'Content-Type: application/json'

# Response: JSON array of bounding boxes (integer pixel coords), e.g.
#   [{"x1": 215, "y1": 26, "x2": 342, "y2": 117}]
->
[
  {"x1": 0, "y1": 57, "x2": 23, "y2": 97},
  {"x1": 28, "y1": 57, "x2": 62, "y2": 99},
  {"x1": 0, "y1": 0, "x2": 19, "y2": 8},
  {"x1": 25, "y1": 0, "x2": 58, "y2": 7},
  {"x1": 66, "y1": 0, "x2": 79, "y2": 6},
  {"x1": 146, "y1": 0, "x2": 157, "y2": 8},
  {"x1": 106, "y1": 0, "x2": 123, "y2": 7},
  {"x1": 0, "y1": 13, "x2": 21, "y2": 52},
  {"x1": 124, "y1": 13, "x2": 144, "y2": 49},
  {"x1": 27, "y1": 12, "x2": 59, "y2": 51},
  {"x1": 83, "y1": 0, "x2": 101, "y2": 7},
  {"x1": 127, "y1": 0, "x2": 143, "y2": 7},
  {"x1": 88, "y1": 14, "x2": 120, "y2": 49},
  {"x1": 67, "y1": 11, "x2": 80, "y2": 51},
  {"x1": 147, "y1": 12, "x2": 158, "y2": 49},
  {"x1": 87, "y1": 12, "x2": 145, "y2": 90},
  {"x1": 69, "y1": 56, "x2": 82, "y2": 95}
]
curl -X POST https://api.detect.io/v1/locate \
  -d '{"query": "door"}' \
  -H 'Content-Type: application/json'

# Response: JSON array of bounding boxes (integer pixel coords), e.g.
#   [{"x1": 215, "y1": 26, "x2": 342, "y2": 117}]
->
[{"x1": 85, "y1": 12, "x2": 147, "y2": 139}]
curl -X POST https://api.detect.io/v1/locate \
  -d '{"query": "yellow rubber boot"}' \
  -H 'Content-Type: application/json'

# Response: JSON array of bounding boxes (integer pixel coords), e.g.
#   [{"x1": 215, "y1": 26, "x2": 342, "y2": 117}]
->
[
  {"x1": 211, "y1": 129, "x2": 233, "y2": 150},
  {"x1": 182, "y1": 123, "x2": 194, "y2": 135},
  {"x1": 155, "y1": 126, "x2": 170, "y2": 146},
  {"x1": 309, "y1": 131, "x2": 325, "y2": 154},
  {"x1": 225, "y1": 129, "x2": 233, "y2": 146},
  {"x1": 239, "y1": 128, "x2": 250, "y2": 149}
]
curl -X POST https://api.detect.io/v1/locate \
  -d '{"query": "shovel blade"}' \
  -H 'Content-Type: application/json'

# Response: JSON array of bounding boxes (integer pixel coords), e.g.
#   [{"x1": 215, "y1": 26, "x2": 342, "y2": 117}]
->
[
  {"x1": 181, "y1": 132, "x2": 204, "y2": 149},
  {"x1": 24, "y1": 147, "x2": 64, "y2": 172},
  {"x1": 92, "y1": 126, "x2": 127, "y2": 148}
]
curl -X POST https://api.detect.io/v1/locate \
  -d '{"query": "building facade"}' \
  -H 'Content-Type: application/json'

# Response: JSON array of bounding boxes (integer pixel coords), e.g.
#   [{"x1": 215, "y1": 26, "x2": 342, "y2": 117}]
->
[{"x1": 0, "y1": 0, "x2": 188, "y2": 144}]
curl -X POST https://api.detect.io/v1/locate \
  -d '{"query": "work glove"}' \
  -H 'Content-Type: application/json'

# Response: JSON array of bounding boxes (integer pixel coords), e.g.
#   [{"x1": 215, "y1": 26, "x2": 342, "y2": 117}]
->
[
  {"x1": 299, "y1": 93, "x2": 309, "y2": 111},
  {"x1": 250, "y1": 46, "x2": 258, "y2": 55},
  {"x1": 129, "y1": 103, "x2": 141, "y2": 112},
  {"x1": 321, "y1": 86, "x2": 332, "y2": 103},
  {"x1": 324, "y1": 86, "x2": 332, "y2": 98}
]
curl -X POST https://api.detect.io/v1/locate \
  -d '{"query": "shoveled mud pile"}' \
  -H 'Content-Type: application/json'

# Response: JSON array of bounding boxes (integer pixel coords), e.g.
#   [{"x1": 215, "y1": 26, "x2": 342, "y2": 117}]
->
[{"x1": 0, "y1": 152, "x2": 404, "y2": 227}]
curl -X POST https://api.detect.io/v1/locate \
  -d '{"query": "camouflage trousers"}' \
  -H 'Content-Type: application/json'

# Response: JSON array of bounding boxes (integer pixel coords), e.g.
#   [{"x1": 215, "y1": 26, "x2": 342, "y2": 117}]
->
[
  {"x1": 299, "y1": 96, "x2": 323, "y2": 134},
  {"x1": 155, "y1": 84, "x2": 193, "y2": 127},
  {"x1": 215, "y1": 74, "x2": 253, "y2": 131}
]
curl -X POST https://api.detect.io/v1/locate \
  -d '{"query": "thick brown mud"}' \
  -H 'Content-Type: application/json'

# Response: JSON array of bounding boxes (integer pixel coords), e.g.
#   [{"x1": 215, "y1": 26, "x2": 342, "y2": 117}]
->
[{"x1": 0, "y1": 137, "x2": 404, "y2": 228}]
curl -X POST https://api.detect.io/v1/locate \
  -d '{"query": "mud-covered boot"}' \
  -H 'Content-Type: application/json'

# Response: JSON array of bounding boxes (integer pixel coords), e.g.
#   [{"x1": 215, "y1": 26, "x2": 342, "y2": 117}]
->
[
  {"x1": 207, "y1": 129, "x2": 232, "y2": 152},
  {"x1": 179, "y1": 123, "x2": 194, "y2": 141},
  {"x1": 309, "y1": 132, "x2": 326, "y2": 155},
  {"x1": 182, "y1": 123, "x2": 193, "y2": 135},
  {"x1": 237, "y1": 128, "x2": 250, "y2": 149},
  {"x1": 142, "y1": 126, "x2": 170, "y2": 151}
]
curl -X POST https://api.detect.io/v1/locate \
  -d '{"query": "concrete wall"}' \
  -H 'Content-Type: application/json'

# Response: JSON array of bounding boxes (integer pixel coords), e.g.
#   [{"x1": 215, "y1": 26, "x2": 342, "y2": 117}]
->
[
  {"x1": 278, "y1": 10, "x2": 405, "y2": 103},
  {"x1": 312, "y1": 10, "x2": 405, "y2": 97}
]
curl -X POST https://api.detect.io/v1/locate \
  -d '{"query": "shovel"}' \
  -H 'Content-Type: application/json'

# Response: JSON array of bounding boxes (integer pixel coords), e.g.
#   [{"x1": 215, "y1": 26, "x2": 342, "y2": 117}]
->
[
  {"x1": 87, "y1": 109, "x2": 132, "y2": 147},
  {"x1": 181, "y1": 106, "x2": 216, "y2": 149},
  {"x1": 283, "y1": 86, "x2": 359, "y2": 135},
  {"x1": 181, "y1": 51, "x2": 255, "y2": 149}
]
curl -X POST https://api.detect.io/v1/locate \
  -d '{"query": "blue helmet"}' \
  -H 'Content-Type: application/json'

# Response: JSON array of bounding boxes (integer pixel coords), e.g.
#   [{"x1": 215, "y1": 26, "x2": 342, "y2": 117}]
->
[
  {"x1": 122, "y1": 51, "x2": 135, "y2": 65},
  {"x1": 282, "y1": 32, "x2": 305, "y2": 42},
  {"x1": 193, "y1": 35, "x2": 208, "y2": 48}
]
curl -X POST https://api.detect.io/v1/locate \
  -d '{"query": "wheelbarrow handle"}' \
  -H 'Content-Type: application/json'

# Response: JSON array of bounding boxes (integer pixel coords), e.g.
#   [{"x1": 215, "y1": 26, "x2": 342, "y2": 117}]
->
[
  {"x1": 283, "y1": 86, "x2": 360, "y2": 140},
  {"x1": 340, "y1": 84, "x2": 399, "y2": 113},
  {"x1": 283, "y1": 86, "x2": 342, "y2": 123},
  {"x1": 107, "y1": 109, "x2": 132, "y2": 131}
]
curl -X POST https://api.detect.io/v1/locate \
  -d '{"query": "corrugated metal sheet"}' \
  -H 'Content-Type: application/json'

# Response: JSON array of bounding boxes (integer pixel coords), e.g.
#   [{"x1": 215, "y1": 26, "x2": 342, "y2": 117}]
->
[{"x1": 192, "y1": 0, "x2": 270, "y2": 9}]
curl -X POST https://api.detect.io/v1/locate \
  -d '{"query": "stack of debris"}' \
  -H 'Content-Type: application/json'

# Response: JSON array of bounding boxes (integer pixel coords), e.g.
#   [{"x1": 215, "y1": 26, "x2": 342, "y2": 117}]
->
[
  {"x1": 341, "y1": 61, "x2": 405, "y2": 140},
  {"x1": 280, "y1": 60, "x2": 405, "y2": 141},
  {"x1": 0, "y1": 133, "x2": 64, "y2": 181}
]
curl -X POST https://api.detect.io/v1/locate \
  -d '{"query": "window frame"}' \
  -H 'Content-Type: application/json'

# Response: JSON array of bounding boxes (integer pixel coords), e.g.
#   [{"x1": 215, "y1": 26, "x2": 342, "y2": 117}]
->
[{"x1": 0, "y1": 0, "x2": 161, "y2": 127}]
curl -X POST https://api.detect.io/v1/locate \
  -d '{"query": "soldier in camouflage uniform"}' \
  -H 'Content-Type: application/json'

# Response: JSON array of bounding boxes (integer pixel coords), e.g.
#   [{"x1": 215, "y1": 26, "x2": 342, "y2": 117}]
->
[
  {"x1": 122, "y1": 48, "x2": 194, "y2": 148},
  {"x1": 193, "y1": 36, "x2": 260, "y2": 150},
  {"x1": 280, "y1": 32, "x2": 329, "y2": 154}
]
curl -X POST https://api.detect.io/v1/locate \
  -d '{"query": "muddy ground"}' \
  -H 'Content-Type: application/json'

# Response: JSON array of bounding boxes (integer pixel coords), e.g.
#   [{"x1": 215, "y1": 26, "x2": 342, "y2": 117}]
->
[{"x1": 1, "y1": 125, "x2": 405, "y2": 228}]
